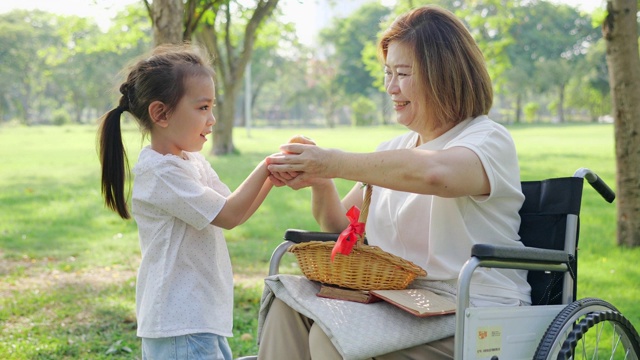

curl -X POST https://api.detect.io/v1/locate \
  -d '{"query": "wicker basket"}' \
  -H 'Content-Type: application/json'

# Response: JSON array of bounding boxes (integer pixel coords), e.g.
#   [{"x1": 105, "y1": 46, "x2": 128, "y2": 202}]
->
[{"x1": 288, "y1": 184, "x2": 427, "y2": 290}]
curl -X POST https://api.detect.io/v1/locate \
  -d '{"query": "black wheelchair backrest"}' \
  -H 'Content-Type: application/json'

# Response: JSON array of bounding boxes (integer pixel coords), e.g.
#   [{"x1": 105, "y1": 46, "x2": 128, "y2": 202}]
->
[{"x1": 518, "y1": 177, "x2": 584, "y2": 305}]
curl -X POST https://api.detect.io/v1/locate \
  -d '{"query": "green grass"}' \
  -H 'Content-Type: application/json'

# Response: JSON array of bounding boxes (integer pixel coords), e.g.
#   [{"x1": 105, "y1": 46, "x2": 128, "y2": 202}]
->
[{"x1": 1, "y1": 122, "x2": 638, "y2": 359}]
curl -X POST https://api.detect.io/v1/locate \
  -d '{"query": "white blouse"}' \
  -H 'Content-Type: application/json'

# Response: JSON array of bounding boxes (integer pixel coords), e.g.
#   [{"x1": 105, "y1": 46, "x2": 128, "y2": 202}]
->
[
  {"x1": 367, "y1": 116, "x2": 531, "y2": 305},
  {"x1": 132, "y1": 147, "x2": 234, "y2": 338}
]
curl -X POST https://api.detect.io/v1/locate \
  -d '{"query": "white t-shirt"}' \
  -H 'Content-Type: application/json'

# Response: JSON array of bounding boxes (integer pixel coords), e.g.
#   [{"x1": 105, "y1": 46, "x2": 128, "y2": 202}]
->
[
  {"x1": 131, "y1": 147, "x2": 234, "y2": 338},
  {"x1": 367, "y1": 116, "x2": 531, "y2": 305}
]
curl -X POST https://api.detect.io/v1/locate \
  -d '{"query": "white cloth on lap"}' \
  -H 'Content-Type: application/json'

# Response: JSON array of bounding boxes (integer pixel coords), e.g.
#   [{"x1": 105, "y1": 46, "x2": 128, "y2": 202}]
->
[{"x1": 258, "y1": 274, "x2": 456, "y2": 360}]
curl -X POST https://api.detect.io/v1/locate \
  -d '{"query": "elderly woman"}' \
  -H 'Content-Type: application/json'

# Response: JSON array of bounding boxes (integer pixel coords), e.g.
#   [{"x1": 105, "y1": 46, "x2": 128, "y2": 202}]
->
[{"x1": 259, "y1": 5, "x2": 531, "y2": 360}]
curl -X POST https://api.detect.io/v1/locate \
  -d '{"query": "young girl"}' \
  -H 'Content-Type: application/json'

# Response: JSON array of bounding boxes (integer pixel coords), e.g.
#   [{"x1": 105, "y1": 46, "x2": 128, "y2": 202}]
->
[{"x1": 98, "y1": 44, "x2": 273, "y2": 360}]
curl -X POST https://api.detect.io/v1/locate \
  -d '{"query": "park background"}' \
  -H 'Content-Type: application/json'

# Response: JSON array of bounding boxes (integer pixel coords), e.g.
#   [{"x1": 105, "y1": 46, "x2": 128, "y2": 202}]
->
[{"x1": 1, "y1": 0, "x2": 639, "y2": 359}]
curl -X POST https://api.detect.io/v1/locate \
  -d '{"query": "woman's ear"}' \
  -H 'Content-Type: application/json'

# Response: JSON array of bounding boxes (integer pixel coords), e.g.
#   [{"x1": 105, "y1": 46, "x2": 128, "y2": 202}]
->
[{"x1": 149, "y1": 101, "x2": 169, "y2": 127}]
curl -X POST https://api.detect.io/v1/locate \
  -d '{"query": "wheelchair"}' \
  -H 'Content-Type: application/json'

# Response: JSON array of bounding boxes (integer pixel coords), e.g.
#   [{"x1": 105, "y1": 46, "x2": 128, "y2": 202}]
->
[{"x1": 240, "y1": 168, "x2": 640, "y2": 360}]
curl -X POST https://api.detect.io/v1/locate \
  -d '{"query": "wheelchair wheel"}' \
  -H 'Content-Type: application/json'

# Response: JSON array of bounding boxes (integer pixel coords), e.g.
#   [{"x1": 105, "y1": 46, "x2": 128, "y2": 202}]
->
[{"x1": 533, "y1": 298, "x2": 640, "y2": 360}]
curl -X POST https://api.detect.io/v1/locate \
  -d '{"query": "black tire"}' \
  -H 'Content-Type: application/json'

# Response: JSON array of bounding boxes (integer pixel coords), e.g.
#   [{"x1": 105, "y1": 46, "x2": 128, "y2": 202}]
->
[{"x1": 534, "y1": 298, "x2": 640, "y2": 360}]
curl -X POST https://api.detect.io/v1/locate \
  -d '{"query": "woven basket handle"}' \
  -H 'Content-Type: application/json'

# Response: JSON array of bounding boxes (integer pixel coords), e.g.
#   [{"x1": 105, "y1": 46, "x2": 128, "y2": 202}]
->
[{"x1": 356, "y1": 184, "x2": 372, "y2": 246}]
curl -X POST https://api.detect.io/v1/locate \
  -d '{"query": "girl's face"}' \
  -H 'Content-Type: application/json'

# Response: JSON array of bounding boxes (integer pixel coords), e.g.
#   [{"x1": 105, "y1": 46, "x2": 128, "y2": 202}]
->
[
  {"x1": 158, "y1": 75, "x2": 216, "y2": 156},
  {"x1": 384, "y1": 41, "x2": 429, "y2": 134}
]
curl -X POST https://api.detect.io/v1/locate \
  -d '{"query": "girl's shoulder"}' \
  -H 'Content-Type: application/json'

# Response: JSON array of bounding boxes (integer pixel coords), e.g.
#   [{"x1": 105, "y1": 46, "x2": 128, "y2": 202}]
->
[
  {"x1": 184, "y1": 150, "x2": 209, "y2": 164},
  {"x1": 133, "y1": 147, "x2": 201, "y2": 177}
]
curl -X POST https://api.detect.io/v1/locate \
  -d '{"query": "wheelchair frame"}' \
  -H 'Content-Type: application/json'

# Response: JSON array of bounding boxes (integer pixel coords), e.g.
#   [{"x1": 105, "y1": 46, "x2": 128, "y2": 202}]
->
[
  {"x1": 249, "y1": 168, "x2": 640, "y2": 360},
  {"x1": 453, "y1": 168, "x2": 639, "y2": 359}
]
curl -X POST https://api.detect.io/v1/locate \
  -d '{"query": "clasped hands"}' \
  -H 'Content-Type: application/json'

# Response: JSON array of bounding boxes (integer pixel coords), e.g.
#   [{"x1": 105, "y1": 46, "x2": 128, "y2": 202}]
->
[{"x1": 266, "y1": 135, "x2": 323, "y2": 190}]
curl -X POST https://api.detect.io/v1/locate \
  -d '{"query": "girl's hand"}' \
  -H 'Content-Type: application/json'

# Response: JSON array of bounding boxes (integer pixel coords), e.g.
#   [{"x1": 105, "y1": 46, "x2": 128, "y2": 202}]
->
[{"x1": 263, "y1": 154, "x2": 291, "y2": 187}]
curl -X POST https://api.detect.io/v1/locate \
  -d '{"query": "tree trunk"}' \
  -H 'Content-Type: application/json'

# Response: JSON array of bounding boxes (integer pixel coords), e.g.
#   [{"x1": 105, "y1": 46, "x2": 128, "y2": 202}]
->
[
  {"x1": 152, "y1": 0, "x2": 183, "y2": 45},
  {"x1": 515, "y1": 94, "x2": 522, "y2": 123},
  {"x1": 557, "y1": 84, "x2": 565, "y2": 123},
  {"x1": 213, "y1": 92, "x2": 237, "y2": 155},
  {"x1": 603, "y1": 0, "x2": 640, "y2": 247},
  {"x1": 196, "y1": 0, "x2": 280, "y2": 155},
  {"x1": 144, "y1": 0, "x2": 280, "y2": 154}
]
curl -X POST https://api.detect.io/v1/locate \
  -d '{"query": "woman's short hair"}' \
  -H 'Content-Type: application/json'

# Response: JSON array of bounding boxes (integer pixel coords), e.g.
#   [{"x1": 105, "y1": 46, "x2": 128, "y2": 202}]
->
[{"x1": 378, "y1": 5, "x2": 493, "y2": 127}]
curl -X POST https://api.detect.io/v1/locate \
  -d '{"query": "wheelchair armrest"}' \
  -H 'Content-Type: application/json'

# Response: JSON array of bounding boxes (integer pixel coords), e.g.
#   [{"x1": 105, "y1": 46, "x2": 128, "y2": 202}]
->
[
  {"x1": 456, "y1": 243, "x2": 574, "y2": 360},
  {"x1": 284, "y1": 229, "x2": 339, "y2": 243},
  {"x1": 269, "y1": 230, "x2": 340, "y2": 276},
  {"x1": 471, "y1": 243, "x2": 572, "y2": 265}
]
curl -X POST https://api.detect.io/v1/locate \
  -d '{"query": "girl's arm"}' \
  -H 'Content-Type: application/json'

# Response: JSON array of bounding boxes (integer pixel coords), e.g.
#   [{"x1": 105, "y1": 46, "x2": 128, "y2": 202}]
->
[
  {"x1": 211, "y1": 160, "x2": 272, "y2": 230},
  {"x1": 237, "y1": 177, "x2": 274, "y2": 225}
]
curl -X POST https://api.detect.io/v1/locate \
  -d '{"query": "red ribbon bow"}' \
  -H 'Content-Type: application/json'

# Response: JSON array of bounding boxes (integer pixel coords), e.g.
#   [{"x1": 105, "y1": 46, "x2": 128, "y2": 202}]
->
[{"x1": 331, "y1": 205, "x2": 366, "y2": 261}]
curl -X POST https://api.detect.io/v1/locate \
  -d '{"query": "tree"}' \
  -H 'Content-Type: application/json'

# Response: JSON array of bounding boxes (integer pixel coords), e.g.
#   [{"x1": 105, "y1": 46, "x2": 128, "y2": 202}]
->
[
  {"x1": 142, "y1": 0, "x2": 280, "y2": 154},
  {"x1": 0, "y1": 10, "x2": 61, "y2": 124},
  {"x1": 565, "y1": 39, "x2": 612, "y2": 121},
  {"x1": 314, "y1": 2, "x2": 391, "y2": 127},
  {"x1": 46, "y1": 17, "x2": 104, "y2": 124},
  {"x1": 242, "y1": 19, "x2": 309, "y2": 127},
  {"x1": 196, "y1": 0, "x2": 280, "y2": 155},
  {"x1": 424, "y1": 0, "x2": 520, "y2": 122},
  {"x1": 0, "y1": 11, "x2": 35, "y2": 122},
  {"x1": 501, "y1": 1, "x2": 600, "y2": 123},
  {"x1": 0, "y1": 5, "x2": 151, "y2": 124},
  {"x1": 602, "y1": 0, "x2": 640, "y2": 247},
  {"x1": 319, "y1": 2, "x2": 391, "y2": 98},
  {"x1": 150, "y1": 0, "x2": 183, "y2": 45}
]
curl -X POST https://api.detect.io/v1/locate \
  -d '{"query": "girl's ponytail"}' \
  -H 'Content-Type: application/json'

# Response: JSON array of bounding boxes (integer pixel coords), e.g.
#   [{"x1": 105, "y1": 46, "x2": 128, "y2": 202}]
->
[{"x1": 98, "y1": 92, "x2": 131, "y2": 219}]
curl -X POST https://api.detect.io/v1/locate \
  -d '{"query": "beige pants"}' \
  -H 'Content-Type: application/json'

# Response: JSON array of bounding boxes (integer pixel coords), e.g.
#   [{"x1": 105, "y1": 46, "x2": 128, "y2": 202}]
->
[{"x1": 257, "y1": 298, "x2": 454, "y2": 360}]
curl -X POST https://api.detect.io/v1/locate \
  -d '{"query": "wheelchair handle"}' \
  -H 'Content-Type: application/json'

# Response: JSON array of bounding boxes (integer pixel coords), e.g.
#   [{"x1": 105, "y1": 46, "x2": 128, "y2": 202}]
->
[
  {"x1": 283, "y1": 229, "x2": 369, "y2": 245},
  {"x1": 283, "y1": 229, "x2": 339, "y2": 243},
  {"x1": 574, "y1": 168, "x2": 615, "y2": 203}
]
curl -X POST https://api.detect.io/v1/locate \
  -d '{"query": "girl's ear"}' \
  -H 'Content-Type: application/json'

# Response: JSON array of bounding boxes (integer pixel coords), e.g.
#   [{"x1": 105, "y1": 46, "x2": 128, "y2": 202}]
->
[{"x1": 149, "y1": 101, "x2": 169, "y2": 127}]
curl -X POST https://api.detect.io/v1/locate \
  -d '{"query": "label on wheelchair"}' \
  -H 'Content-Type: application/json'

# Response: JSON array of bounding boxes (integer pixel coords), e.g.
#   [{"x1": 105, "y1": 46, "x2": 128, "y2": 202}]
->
[
  {"x1": 476, "y1": 326, "x2": 502, "y2": 356},
  {"x1": 463, "y1": 305, "x2": 565, "y2": 359}
]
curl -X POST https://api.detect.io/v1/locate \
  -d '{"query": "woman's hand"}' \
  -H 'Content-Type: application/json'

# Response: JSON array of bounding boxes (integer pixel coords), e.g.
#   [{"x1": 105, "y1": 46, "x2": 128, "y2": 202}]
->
[
  {"x1": 264, "y1": 153, "x2": 296, "y2": 187},
  {"x1": 267, "y1": 135, "x2": 332, "y2": 190},
  {"x1": 266, "y1": 144, "x2": 338, "y2": 190},
  {"x1": 267, "y1": 158, "x2": 295, "y2": 187}
]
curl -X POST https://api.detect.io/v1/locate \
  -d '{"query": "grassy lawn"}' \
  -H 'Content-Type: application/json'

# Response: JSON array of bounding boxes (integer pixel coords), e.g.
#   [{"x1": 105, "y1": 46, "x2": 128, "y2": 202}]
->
[{"x1": 1, "y1": 122, "x2": 638, "y2": 359}]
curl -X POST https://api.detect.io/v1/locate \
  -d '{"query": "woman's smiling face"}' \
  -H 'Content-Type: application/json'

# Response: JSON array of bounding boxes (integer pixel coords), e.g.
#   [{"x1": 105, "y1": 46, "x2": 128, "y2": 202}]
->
[{"x1": 384, "y1": 41, "x2": 424, "y2": 130}]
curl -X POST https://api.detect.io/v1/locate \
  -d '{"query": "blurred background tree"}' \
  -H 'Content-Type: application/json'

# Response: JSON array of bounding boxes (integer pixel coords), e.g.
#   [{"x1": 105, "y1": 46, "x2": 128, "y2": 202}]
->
[{"x1": 602, "y1": 0, "x2": 640, "y2": 247}]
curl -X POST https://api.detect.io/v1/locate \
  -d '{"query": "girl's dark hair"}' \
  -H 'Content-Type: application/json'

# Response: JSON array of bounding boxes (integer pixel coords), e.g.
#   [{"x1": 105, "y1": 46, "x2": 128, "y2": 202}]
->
[{"x1": 98, "y1": 44, "x2": 215, "y2": 219}]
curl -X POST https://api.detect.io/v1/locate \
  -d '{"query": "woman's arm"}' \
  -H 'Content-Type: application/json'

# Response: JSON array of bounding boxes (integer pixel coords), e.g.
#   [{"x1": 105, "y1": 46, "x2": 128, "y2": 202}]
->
[
  {"x1": 310, "y1": 180, "x2": 364, "y2": 232},
  {"x1": 267, "y1": 144, "x2": 490, "y2": 198}
]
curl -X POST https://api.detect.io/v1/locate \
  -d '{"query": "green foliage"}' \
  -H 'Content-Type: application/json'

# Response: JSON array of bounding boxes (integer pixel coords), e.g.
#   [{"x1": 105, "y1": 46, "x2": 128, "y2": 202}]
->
[
  {"x1": 456, "y1": 0, "x2": 519, "y2": 90},
  {"x1": 523, "y1": 102, "x2": 540, "y2": 123},
  {"x1": 319, "y1": 2, "x2": 391, "y2": 98},
  {"x1": 52, "y1": 108, "x2": 71, "y2": 126},
  {"x1": 245, "y1": 10, "x2": 310, "y2": 126},
  {"x1": 351, "y1": 96, "x2": 377, "y2": 126},
  {"x1": 547, "y1": 99, "x2": 558, "y2": 114},
  {"x1": 0, "y1": 4, "x2": 151, "y2": 125}
]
